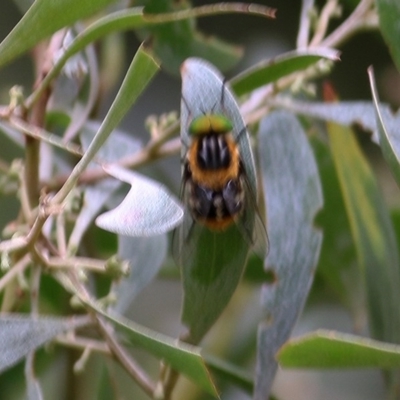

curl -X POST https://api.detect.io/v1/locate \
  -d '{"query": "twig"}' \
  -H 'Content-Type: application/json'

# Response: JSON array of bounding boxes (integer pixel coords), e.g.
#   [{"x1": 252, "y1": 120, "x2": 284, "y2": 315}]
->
[
  {"x1": 47, "y1": 256, "x2": 108, "y2": 273},
  {"x1": 297, "y1": 0, "x2": 315, "y2": 48},
  {"x1": 0, "y1": 253, "x2": 31, "y2": 293},
  {"x1": 62, "y1": 270, "x2": 157, "y2": 397},
  {"x1": 309, "y1": 0, "x2": 340, "y2": 47},
  {"x1": 320, "y1": 0, "x2": 377, "y2": 48},
  {"x1": 56, "y1": 334, "x2": 110, "y2": 354}
]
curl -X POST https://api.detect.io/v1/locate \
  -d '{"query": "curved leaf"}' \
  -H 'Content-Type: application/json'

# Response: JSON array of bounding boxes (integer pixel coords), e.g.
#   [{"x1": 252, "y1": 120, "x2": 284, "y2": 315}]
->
[
  {"x1": 83, "y1": 300, "x2": 218, "y2": 397},
  {"x1": 278, "y1": 329, "x2": 400, "y2": 369},
  {"x1": 0, "y1": 0, "x2": 118, "y2": 68},
  {"x1": 230, "y1": 48, "x2": 340, "y2": 96},
  {"x1": 95, "y1": 165, "x2": 183, "y2": 236},
  {"x1": 254, "y1": 110, "x2": 323, "y2": 400},
  {"x1": 178, "y1": 58, "x2": 261, "y2": 344}
]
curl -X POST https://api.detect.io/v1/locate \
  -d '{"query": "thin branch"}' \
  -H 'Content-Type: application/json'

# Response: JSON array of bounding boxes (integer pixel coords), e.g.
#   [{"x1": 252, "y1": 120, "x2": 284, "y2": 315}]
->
[
  {"x1": 0, "y1": 254, "x2": 31, "y2": 293},
  {"x1": 309, "y1": 0, "x2": 341, "y2": 47},
  {"x1": 47, "y1": 137, "x2": 180, "y2": 191},
  {"x1": 47, "y1": 256, "x2": 108, "y2": 273},
  {"x1": 96, "y1": 317, "x2": 156, "y2": 397},
  {"x1": 320, "y1": 0, "x2": 376, "y2": 48},
  {"x1": 297, "y1": 0, "x2": 315, "y2": 48},
  {"x1": 62, "y1": 270, "x2": 157, "y2": 397},
  {"x1": 56, "y1": 334, "x2": 110, "y2": 354}
]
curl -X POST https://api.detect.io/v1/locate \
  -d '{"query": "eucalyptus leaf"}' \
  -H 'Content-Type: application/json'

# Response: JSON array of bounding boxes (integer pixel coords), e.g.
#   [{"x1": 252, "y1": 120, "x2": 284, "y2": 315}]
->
[
  {"x1": 95, "y1": 164, "x2": 183, "y2": 236},
  {"x1": 0, "y1": 0, "x2": 119, "y2": 68},
  {"x1": 0, "y1": 315, "x2": 89, "y2": 373},
  {"x1": 327, "y1": 120, "x2": 400, "y2": 345},
  {"x1": 204, "y1": 354, "x2": 253, "y2": 394},
  {"x1": 311, "y1": 138, "x2": 361, "y2": 317},
  {"x1": 254, "y1": 111, "x2": 323, "y2": 400},
  {"x1": 376, "y1": 0, "x2": 400, "y2": 72},
  {"x1": 178, "y1": 58, "x2": 261, "y2": 344},
  {"x1": 28, "y1": 5, "x2": 275, "y2": 106},
  {"x1": 80, "y1": 299, "x2": 218, "y2": 397},
  {"x1": 230, "y1": 48, "x2": 340, "y2": 96},
  {"x1": 278, "y1": 329, "x2": 400, "y2": 369},
  {"x1": 51, "y1": 44, "x2": 159, "y2": 205},
  {"x1": 114, "y1": 234, "x2": 167, "y2": 313}
]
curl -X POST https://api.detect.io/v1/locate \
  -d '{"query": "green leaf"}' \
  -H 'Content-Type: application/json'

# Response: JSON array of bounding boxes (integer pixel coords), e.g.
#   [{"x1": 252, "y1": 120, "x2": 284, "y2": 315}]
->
[
  {"x1": 83, "y1": 301, "x2": 218, "y2": 397},
  {"x1": 369, "y1": 67, "x2": 400, "y2": 187},
  {"x1": 0, "y1": 315, "x2": 89, "y2": 373},
  {"x1": 327, "y1": 120, "x2": 400, "y2": 344},
  {"x1": 28, "y1": 4, "x2": 275, "y2": 105},
  {"x1": 376, "y1": 0, "x2": 400, "y2": 72},
  {"x1": 95, "y1": 165, "x2": 183, "y2": 236},
  {"x1": 255, "y1": 111, "x2": 323, "y2": 400},
  {"x1": 177, "y1": 58, "x2": 261, "y2": 344},
  {"x1": 0, "y1": 0, "x2": 119, "y2": 68},
  {"x1": 150, "y1": 22, "x2": 242, "y2": 75},
  {"x1": 137, "y1": 0, "x2": 242, "y2": 74},
  {"x1": 204, "y1": 354, "x2": 253, "y2": 394},
  {"x1": 230, "y1": 48, "x2": 340, "y2": 96},
  {"x1": 311, "y1": 138, "x2": 361, "y2": 316},
  {"x1": 51, "y1": 44, "x2": 159, "y2": 205},
  {"x1": 278, "y1": 329, "x2": 400, "y2": 369}
]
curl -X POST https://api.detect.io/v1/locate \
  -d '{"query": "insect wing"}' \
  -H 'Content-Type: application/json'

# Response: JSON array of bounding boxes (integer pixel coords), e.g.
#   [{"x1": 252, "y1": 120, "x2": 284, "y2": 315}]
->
[
  {"x1": 237, "y1": 169, "x2": 269, "y2": 261},
  {"x1": 172, "y1": 175, "x2": 200, "y2": 268}
]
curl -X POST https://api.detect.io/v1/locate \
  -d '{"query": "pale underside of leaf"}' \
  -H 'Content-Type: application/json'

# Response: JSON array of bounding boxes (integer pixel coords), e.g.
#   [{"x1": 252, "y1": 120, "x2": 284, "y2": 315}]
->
[{"x1": 254, "y1": 110, "x2": 323, "y2": 400}]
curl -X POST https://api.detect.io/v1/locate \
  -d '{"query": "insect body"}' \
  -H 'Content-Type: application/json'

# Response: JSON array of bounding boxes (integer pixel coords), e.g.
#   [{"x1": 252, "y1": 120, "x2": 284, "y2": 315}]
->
[
  {"x1": 185, "y1": 114, "x2": 244, "y2": 231},
  {"x1": 173, "y1": 110, "x2": 268, "y2": 265}
]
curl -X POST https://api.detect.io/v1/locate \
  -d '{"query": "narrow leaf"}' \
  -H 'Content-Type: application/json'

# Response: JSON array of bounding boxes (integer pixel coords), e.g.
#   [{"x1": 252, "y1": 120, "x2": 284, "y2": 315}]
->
[
  {"x1": 311, "y1": 138, "x2": 360, "y2": 316},
  {"x1": 278, "y1": 329, "x2": 400, "y2": 369},
  {"x1": 0, "y1": 0, "x2": 118, "y2": 68},
  {"x1": 83, "y1": 300, "x2": 218, "y2": 397},
  {"x1": 230, "y1": 48, "x2": 340, "y2": 96},
  {"x1": 204, "y1": 354, "x2": 253, "y2": 394},
  {"x1": 254, "y1": 111, "x2": 323, "y2": 400},
  {"x1": 327, "y1": 120, "x2": 400, "y2": 344},
  {"x1": 51, "y1": 44, "x2": 159, "y2": 204}
]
